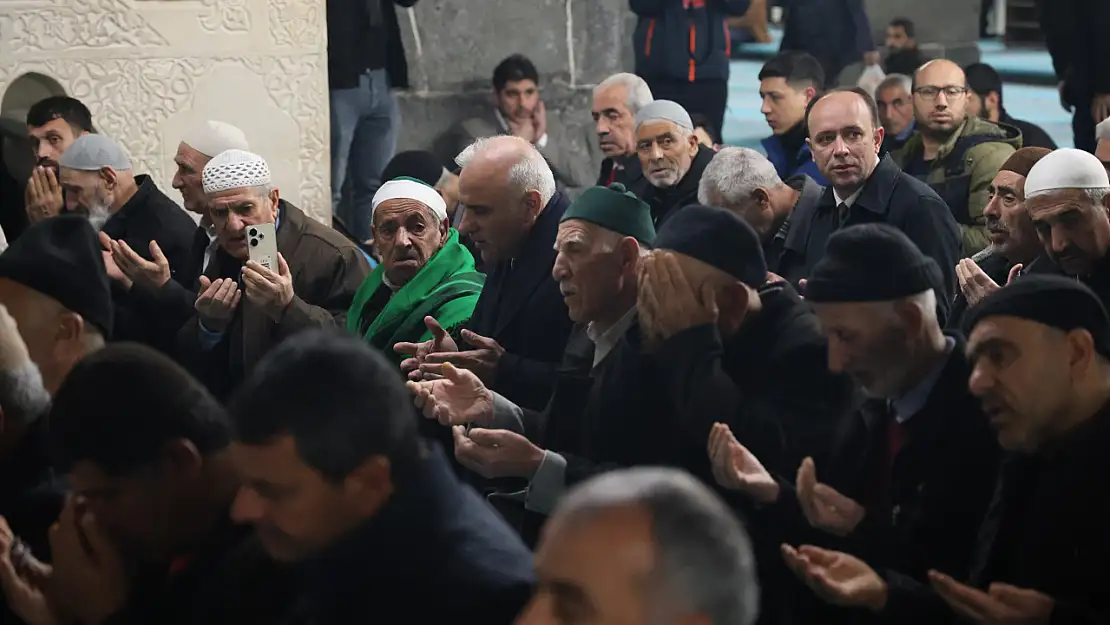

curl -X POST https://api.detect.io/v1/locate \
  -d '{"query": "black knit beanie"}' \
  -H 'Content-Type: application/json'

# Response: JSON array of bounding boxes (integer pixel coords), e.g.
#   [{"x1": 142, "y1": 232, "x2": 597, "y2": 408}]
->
[
  {"x1": 653, "y1": 204, "x2": 767, "y2": 287},
  {"x1": 805, "y1": 223, "x2": 943, "y2": 303}
]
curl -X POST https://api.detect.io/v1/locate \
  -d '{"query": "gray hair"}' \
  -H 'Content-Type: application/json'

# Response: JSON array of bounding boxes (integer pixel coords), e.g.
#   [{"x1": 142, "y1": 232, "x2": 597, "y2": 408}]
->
[
  {"x1": 0, "y1": 361, "x2": 51, "y2": 427},
  {"x1": 698, "y1": 147, "x2": 783, "y2": 208},
  {"x1": 595, "y1": 73, "x2": 655, "y2": 115},
  {"x1": 435, "y1": 167, "x2": 454, "y2": 188},
  {"x1": 553, "y1": 467, "x2": 759, "y2": 625},
  {"x1": 877, "y1": 73, "x2": 912, "y2": 96},
  {"x1": 1098, "y1": 117, "x2": 1110, "y2": 142},
  {"x1": 455, "y1": 136, "x2": 556, "y2": 206}
]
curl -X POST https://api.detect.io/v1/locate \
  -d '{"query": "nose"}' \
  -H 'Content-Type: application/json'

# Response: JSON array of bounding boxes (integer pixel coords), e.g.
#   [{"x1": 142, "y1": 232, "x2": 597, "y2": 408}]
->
[
  {"x1": 967, "y1": 362, "x2": 991, "y2": 398},
  {"x1": 226, "y1": 212, "x2": 245, "y2": 234},
  {"x1": 172, "y1": 171, "x2": 184, "y2": 190},
  {"x1": 760, "y1": 97, "x2": 772, "y2": 116},
  {"x1": 649, "y1": 143, "x2": 664, "y2": 161},
  {"x1": 230, "y1": 486, "x2": 264, "y2": 524},
  {"x1": 596, "y1": 117, "x2": 610, "y2": 137},
  {"x1": 36, "y1": 143, "x2": 52, "y2": 161},
  {"x1": 457, "y1": 209, "x2": 475, "y2": 236},
  {"x1": 934, "y1": 92, "x2": 949, "y2": 110},
  {"x1": 552, "y1": 251, "x2": 569, "y2": 281},
  {"x1": 826, "y1": 337, "x2": 848, "y2": 373},
  {"x1": 1050, "y1": 226, "x2": 1070, "y2": 254},
  {"x1": 831, "y1": 135, "x2": 850, "y2": 156},
  {"x1": 983, "y1": 195, "x2": 1001, "y2": 220},
  {"x1": 395, "y1": 227, "x2": 413, "y2": 248},
  {"x1": 65, "y1": 191, "x2": 79, "y2": 213}
]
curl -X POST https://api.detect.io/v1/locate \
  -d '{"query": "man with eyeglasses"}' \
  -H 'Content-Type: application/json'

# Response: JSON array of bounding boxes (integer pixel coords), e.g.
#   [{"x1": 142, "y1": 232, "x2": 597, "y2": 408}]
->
[{"x1": 891, "y1": 60, "x2": 1020, "y2": 256}]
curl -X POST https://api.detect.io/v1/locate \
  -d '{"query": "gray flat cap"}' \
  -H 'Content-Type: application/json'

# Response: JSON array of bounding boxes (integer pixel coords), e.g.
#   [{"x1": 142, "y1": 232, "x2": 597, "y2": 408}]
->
[
  {"x1": 634, "y1": 99, "x2": 693, "y2": 132},
  {"x1": 58, "y1": 134, "x2": 132, "y2": 171}
]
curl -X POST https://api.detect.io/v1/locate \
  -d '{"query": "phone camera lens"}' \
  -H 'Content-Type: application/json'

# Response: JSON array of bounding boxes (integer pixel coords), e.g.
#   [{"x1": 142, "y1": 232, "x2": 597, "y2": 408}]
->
[
  {"x1": 258, "y1": 233, "x2": 265, "y2": 239},
  {"x1": 250, "y1": 239, "x2": 258, "y2": 247},
  {"x1": 248, "y1": 228, "x2": 257, "y2": 236}
]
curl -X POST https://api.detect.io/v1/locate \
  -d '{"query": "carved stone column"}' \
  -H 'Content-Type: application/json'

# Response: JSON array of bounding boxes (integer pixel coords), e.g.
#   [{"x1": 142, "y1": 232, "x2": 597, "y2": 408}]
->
[{"x1": 0, "y1": 0, "x2": 331, "y2": 221}]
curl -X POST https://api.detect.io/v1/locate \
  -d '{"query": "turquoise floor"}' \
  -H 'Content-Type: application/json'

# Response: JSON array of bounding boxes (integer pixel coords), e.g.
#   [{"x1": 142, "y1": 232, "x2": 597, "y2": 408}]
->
[{"x1": 723, "y1": 35, "x2": 1072, "y2": 150}]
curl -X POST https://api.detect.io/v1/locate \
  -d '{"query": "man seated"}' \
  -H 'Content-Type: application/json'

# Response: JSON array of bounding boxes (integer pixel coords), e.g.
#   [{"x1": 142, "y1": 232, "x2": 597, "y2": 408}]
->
[
  {"x1": 593, "y1": 73, "x2": 653, "y2": 191},
  {"x1": 634, "y1": 100, "x2": 715, "y2": 227},
  {"x1": 228, "y1": 330, "x2": 535, "y2": 624},
  {"x1": 346, "y1": 177, "x2": 484, "y2": 359},
  {"x1": 0, "y1": 343, "x2": 296, "y2": 625},
  {"x1": 437, "y1": 54, "x2": 597, "y2": 193},
  {"x1": 382, "y1": 150, "x2": 461, "y2": 221},
  {"x1": 758, "y1": 52, "x2": 827, "y2": 184},
  {"x1": 176, "y1": 149, "x2": 369, "y2": 399},
  {"x1": 23, "y1": 96, "x2": 93, "y2": 226},
  {"x1": 876, "y1": 73, "x2": 916, "y2": 155},
  {"x1": 965, "y1": 63, "x2": 1057, "y2": 150},
  {"x1": 58, "y1": 134, "x2": 197, "y2": 347}
]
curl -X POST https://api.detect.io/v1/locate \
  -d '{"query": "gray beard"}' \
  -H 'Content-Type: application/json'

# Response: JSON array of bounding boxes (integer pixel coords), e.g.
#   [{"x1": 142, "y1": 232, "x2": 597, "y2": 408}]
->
[{"x1": 86, "y1": 201, "x2": 112, "y2": 232}]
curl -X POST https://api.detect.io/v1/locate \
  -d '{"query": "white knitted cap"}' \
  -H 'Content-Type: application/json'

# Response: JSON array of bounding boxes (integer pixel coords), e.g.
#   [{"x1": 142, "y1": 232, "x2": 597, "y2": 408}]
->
[
  {"x1": 635, "y1": 99, "x2": 693, "y2": 132},
  {"x1": 202, "y1": 149, "x2": 271, "y2": 194},
  {"x1": 1025, "y1": 148, "x2": 1110, "y2": 197},
  {"x1": 59, "y1": 134, "x2": 132, "y2": 171},
  {"x1": 372, "y1": 177, "x2": 449, "y2": 222},
  {"x1": 181, "y1": 121, "x2": 250, "y2": 158}
]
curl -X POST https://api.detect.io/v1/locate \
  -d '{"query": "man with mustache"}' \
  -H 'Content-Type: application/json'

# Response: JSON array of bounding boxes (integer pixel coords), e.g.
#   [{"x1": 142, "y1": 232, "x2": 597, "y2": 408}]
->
[
  {"x1": 776, "y1": 87, "x2": 961, "y2": 308},
  {"x1": 890, "y1": 60, "x2": 1020, "y2": 256},
  {"x1": 346, "y1": 177, "x2": 484, "y2": 361},
  {"x1": 950, "y1": 147, "x2": 1052, "y2": 327},
  {"x1": 1024, "y1": 148, "x2": 1110, "y2": 306},
  {"x1": 23, "y1": 96, "x2": 93, "y2": 226},
  {"x1": 593, "y1": 73, "x2": 653, "y2": 192},
  {"x1": 633, "y1": 99, "x2": 714, "y2": 228}
]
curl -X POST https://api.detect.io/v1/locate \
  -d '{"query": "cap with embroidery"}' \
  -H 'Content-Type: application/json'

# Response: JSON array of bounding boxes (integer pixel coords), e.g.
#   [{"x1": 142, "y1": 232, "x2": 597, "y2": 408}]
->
[
  {"x1": 58, "y1": 134, "x2": 132, "y2": 172},
  {"x1": 202, "y1": 149, "x2": 272, "y2": 194},
  {"x1": 181, "y1": 121, "x2": 250, "y2": 158}
]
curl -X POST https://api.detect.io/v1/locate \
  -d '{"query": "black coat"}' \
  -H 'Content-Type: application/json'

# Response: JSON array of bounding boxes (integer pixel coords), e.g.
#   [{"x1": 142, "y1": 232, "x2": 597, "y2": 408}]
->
[
  {"x1": 465, "y1": 192, "x2": 573, "y2": 411},
  {"x1": 597, "y1": 154, "x2": 647, "y2": 193},
  {"x1": 326, "y1": 0, "x2": 417, "y2": 90},
  {"x1": 130, "y1": 225, "x2": 212, "y2": 352},
  {"x1": 102, "y1": 175, "x2": 198, "y2": 349},
  {"x1": 1037, "y1": 0, "x2": 1110, "y2": 99},
  {"x1": 109, "y1": 521, "x2": 296, "y2": 625},
  {"x1": 1000, "y1": 111, "x2": 1057, "y2": 151},
  {"x1": 777, "y1": 156, "x2": 963, "y2": 310},
  {"x1": 638, "y1": 145, "x2": 714, "y2": 228},
  {"x1": 765, "y1": 174, "x2": 824, "y2": 276},
  {"x1": 283, "y1": 445, "x2": 534, "y2": 625}
]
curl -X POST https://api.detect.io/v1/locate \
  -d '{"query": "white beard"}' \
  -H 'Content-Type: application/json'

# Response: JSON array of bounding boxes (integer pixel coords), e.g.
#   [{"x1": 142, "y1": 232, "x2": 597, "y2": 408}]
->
[{"x1": 86, "y1": 199, "x2": 112, "y2": 232}]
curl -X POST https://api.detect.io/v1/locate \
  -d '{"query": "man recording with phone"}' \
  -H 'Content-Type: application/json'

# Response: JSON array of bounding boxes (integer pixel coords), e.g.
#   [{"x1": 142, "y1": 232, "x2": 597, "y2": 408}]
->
[{"x1": 176, "y1": 149, "x2": 369, "y2": 400}]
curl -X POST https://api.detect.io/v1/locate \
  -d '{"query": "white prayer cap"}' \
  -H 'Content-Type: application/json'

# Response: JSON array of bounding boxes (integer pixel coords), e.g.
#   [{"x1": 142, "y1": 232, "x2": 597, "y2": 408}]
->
[
  {"x1": 58, "y1": 134, "x2": 132, "y2": 171},
  {"x1": 181, "y1": 121, "x2": 250, "y2": 158},
  {"x1": 202, "y1": 149, "x2": 271, "y2": 194},
  {"x1": 371, "y1": 177, "x2": 448, "y2": 222},
  {"x1": 1024, "y1": 148, "x2": 1110, "y2": 198},
  {"x1": 634, "y1": 99, "x2": 693, "y2": 132}
]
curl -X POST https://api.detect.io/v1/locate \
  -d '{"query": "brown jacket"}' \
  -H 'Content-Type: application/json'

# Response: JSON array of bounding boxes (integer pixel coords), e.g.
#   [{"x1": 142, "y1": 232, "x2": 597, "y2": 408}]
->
[{"x1": 177, "y1": 200, "x2": 369, "y2": 398}]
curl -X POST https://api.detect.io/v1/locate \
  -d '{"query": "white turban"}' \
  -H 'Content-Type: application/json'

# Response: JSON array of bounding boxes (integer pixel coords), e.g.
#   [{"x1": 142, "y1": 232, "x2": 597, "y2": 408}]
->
[
  {"x1": 371, "y1": 177, "x2": 448, "y2": 222},
  {"x1": 182, "y1": 121, "x2": 250, "y2": 158},
  {"x1": 202, "y1": 149, "x2": 272, "y2": 194},
  {"x1": 1025, "y1": 148, "x2": 1110, "y2": 197}
]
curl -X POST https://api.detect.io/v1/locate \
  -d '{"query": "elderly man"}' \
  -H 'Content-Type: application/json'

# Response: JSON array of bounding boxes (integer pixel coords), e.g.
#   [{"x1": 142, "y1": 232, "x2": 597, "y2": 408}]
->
[
  {"x1": 517, "y1": 468, "x2": 759, "y2": 625},
  {"x1": 634, "y1": 100, "x2": 714, "y2": 227},
  {"x1": 176, "y1": 149, "x2": 369, "y2": 399},
  {"x1": 0, "y1": 215, "x2": 109, "y2": 592},
  {"x1": 950, "y1": 147, "x2": 1052, "y2": 327},
  {"x1": 1024, "y1": 148, "x2": 1110, "y2": 303},
  {"x1": 347, "y1": 177, "x2": 484, "y2": 358},
  {"x1": 382, "y1": 150, "x2": 461, "y2": 218},
  {"x1": 59, "y1": 134, "x2": 197, "y2": 346},
  {"x1": 891, "y1": 60, "x2": 1020, "y2": 255},
  {"x1": 593, "y1": 73, "x2": 653, "y2": 191},
  {"x1": 400, "y1": 136, "x2": 573, "y2": 411},
  {"x1": 876, "y1": 73, "x2": 916, "y2": 155},
  {"x1": 23, "y1": 96, "x2": 93, "y2": 225},
  {"x1": 710, "y1": 224, "x2": 999, "y2": 624},
  {"x1": 774, "y1": 276, "x2": 1110, "y2": 625},
  {"x1": 779, "y1": 87, "x2": 961, "y2": 308},
  {"x1": 697, "y1": 146, "x2": 824, "y2": 274},
  {"x1": 408, "y1": 183, "x2": 655, "y2": 541}
]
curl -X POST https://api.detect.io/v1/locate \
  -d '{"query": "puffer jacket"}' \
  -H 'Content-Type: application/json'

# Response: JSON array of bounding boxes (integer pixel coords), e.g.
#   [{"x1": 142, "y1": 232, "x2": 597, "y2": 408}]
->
[{"x1": 630, "y1": 0, "x2": 750, "y2": 84}]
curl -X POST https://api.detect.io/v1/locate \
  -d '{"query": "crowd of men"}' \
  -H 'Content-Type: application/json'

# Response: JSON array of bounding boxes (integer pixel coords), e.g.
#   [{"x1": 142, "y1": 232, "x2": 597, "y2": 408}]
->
[{"x1": 1, "y1": 27, "x2": 1110, "y2": 625}]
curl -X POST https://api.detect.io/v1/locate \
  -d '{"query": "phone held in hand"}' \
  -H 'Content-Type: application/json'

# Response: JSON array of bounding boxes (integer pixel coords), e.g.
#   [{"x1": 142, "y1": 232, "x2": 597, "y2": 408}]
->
[{"x1": 247, "y1": 223, "x2": 279, "y2": 272}]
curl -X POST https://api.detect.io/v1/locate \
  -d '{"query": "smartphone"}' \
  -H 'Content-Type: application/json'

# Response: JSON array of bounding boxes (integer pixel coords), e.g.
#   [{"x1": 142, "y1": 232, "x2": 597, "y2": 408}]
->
[{"x1": 247, "y1": 223, "x2": 279, "y2": 271}]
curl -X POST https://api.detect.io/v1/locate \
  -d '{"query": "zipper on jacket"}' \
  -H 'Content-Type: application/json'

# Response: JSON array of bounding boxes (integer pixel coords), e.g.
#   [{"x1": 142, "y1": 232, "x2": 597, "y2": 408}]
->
[{"x1": 683, "y1": 0, "x2": 707, "y2": 82}]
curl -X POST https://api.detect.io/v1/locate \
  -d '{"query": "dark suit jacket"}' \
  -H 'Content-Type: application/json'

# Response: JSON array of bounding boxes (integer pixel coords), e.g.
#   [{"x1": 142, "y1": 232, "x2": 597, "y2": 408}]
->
[
  {"x1": 465, "y1": 192, "x2": 573, "y2": 410},
  {"x1": 177, "y1": 201, "x2": 369, "y2": 399},
  {"x1": 102, "y1": 175, "x2": 198, "y2": 347},
  {"x1": 284, "y1": 445, "x2": 534, "y2": 625},
  {"x1": 777, "y1": 155, "x2": 963, "y2": 310}
]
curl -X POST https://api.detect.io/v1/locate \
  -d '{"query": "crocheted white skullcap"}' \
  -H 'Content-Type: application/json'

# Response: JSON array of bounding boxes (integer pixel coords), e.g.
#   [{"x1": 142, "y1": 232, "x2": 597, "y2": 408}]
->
[
  {"x1": 181, "y1": 121, "x2": 250, "y2": 158},
  {"x1": 202, "y1": 149, "x2": 271, "y2": 194}
]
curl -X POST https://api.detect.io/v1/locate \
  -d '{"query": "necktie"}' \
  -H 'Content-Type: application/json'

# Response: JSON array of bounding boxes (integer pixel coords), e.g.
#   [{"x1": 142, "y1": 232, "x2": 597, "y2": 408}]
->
[{"x1": 837, "y1": 202, "x2": 850, "y2": 227}]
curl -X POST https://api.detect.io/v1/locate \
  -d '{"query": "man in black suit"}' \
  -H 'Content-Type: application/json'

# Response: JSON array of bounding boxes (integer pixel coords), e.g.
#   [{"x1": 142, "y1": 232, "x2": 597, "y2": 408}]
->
[
  {"x1": 228, "y1": 330, "x2": 535, "y2": 625},
  {"x1": 400, "y1": 135, "x2": 573, "y2": 412}
]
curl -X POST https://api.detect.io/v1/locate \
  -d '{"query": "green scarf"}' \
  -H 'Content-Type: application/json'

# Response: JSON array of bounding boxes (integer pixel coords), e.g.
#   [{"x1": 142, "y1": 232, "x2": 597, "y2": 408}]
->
[{"x1": 346, "y1": 229, "x2": 484, "y2": 361}]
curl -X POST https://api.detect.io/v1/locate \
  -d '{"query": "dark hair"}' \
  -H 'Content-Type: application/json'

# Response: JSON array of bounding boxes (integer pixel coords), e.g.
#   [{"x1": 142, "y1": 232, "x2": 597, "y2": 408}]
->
[
  {"x1": 492, "y1": 54, "x2": 540, "y2": 92},
  {"x1": 689, "y1": 113, "x2": 720, "y2": 145},
  {"x1": 889, "y1": 17, "x2": 916, "y2": 38},
  {"x1": 805, "y1": 87, "x2": 881, "y2": 135},
  {"x1": 758, "y1": 52, "x2": 825, "y2": 91},
  {"x1": 48, "y1": 343, "x2": 230, "y2": 475},
  {"x1": 964, "y1": 62, "x2": 1004, "y2": 108},
  {"x1": 26, "y1": 96, "x2": 94, "y2": 133},
  {"x1": 228, "y1": 330, "x2": 420, "y2": 483}
]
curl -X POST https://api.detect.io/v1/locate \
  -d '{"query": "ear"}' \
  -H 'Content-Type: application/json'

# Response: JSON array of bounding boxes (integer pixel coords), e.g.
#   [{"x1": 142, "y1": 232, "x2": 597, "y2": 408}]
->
[
  {"x1": 158, "y1": 439, "x2": 204, "y2": 482},
  {"x1": 872, "y1": 126, "x2": 886, "y2": 154},
  {"x1": 988, "y1": 91, "x2": 1001, "y2": 110},
  {"x1": 344, "y1": 455, "x2": 394, "y2": 517},
  {"x1": 752, "y1": 188, "x2": 772, "y2": 210},
  {"x1": 616, "y1": 236, "x2": 639, "y2": 273},
  {"x1": 52, "y1": 311, "x2": 87, "y2": 373},
  {"x1": 523, "y1": 190, "x2": 544, "y2": 219},
  {"x1": 1066, "y1": 329, "x2": 1097, "y2": 376},
  {"x1": 718, "y1": 282, "x2": 752, "y2": 331},
  {"x1": 267, "y1": 188, "x2": 281, "y2": 220},
  {"x1": 687, "y1": 132, "x2": 700, "y2": 155},
  {"x1": 803, "y1": 86, "x2": 817, "y2": 102},
  {"x1": 99, "y1": 167, "x2": 117, "y2": 188},
  {"x1": 439, "y1": 217, "x2": 450, "y2": 244},
  {"x1": 893, "y1": 297, "x2": 925, "y2": 335}
]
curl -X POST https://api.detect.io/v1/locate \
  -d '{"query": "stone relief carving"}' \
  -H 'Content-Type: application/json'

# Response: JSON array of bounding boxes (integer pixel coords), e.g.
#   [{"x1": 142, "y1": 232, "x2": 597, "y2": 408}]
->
[
  {"x1": 0, "y1": 0, "x2": 169, "y2": 52},
  {"x1": 269, "y1": 0, "x2": 322, "y2": 48},
  {"x1": 199, "y1": 0, "x2": 251, "y2": 33}
]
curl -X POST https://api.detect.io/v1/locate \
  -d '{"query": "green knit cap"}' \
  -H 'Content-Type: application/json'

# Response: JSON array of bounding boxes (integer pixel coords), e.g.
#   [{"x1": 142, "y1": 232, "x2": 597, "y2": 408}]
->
[{"x1": 560, "y1": 183, "x2": 655, "y2": 245}]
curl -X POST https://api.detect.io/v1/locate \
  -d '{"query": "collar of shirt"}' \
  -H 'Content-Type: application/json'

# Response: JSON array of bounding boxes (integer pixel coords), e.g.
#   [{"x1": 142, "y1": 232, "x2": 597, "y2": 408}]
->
[
  {"x1": 890, "y1": 336, "x2": 956, "y2": 423},
  {"x1": 585, "y1": 306, "x2": 637, "y2": 368},
  {"x1": 833, "y1": 187, "x2": 863, "y2": 208},
  {"x1": 493, "y1": 108, "x2": 548, "y2": 149}
]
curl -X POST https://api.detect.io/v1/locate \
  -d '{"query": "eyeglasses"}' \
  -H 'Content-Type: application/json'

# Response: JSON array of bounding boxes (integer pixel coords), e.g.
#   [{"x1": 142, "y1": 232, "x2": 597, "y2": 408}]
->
[{"x1": 913, "y1": 85, "x2": 968, "y2": 101}]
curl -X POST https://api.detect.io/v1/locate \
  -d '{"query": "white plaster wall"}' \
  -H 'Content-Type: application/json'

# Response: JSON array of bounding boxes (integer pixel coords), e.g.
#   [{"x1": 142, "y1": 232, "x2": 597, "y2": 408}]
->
[{"x1": 0, "y1": 0, "x2": 331, "y2": 222}]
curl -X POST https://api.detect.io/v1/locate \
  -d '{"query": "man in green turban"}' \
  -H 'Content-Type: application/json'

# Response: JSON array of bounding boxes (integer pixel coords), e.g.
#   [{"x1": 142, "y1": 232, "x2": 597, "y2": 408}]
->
[{"x1": 346, "y1": 177, "x2": 484, "y2": 359}]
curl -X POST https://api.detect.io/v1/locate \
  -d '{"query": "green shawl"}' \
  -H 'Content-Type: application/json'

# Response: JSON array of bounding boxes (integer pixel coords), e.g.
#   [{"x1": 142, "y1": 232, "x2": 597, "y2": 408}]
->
[{"x1": 346, "y1": 229, "x2": 484, "y2": 361}]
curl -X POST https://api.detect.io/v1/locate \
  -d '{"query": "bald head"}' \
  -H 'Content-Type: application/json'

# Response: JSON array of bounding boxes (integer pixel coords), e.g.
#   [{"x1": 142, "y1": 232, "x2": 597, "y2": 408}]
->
[{"x1": 912, "y1": 60, "x2": 969, "y2": 137}]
